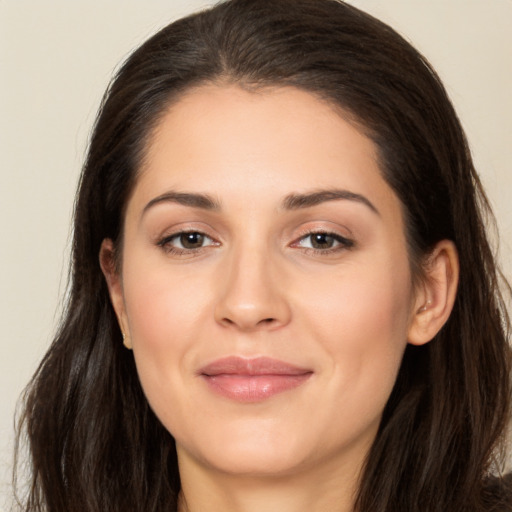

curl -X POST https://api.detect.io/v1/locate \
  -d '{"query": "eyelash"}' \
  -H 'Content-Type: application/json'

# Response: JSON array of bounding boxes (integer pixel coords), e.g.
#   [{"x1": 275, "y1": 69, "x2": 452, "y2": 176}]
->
[
  {"x1": 156, "y1": 229, "x2": 354, "y2": 257},
  {"x1": 291, "y1": 229, "x2": 355, "y2": 255},
  {"x1": 157, "y1": 230, "x2": 218, "y2": 256}
]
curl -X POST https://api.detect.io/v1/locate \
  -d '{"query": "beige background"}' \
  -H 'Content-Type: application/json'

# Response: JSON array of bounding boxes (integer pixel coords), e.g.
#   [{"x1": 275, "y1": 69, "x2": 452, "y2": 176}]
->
[{"x1": 1, "y1": 1, "x2": 511, "y2": 507}]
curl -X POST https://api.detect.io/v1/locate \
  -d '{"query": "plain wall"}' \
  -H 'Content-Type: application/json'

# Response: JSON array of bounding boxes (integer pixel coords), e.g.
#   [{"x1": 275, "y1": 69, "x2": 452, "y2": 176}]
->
[{"x1": 1, "y1": 1, "x2": 511, "y2": 507}]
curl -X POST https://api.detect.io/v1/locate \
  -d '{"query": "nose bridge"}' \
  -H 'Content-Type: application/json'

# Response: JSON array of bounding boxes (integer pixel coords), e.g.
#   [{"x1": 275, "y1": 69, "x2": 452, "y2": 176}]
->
[{"x1": 214, "y1": 237, "x2": 291, "y2": 330}]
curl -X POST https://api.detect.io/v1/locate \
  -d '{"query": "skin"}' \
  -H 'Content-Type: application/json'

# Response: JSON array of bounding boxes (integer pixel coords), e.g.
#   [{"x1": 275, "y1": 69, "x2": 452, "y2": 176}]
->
[{"x1": 101, "y1": 85, "x2": 458, "y2": 512}]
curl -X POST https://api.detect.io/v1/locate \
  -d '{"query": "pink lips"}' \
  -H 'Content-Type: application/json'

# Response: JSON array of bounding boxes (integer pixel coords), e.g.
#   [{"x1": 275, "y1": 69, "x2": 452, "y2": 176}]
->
[{"x1": 199, "y1": 356, "x2": 312, "y2": 403}]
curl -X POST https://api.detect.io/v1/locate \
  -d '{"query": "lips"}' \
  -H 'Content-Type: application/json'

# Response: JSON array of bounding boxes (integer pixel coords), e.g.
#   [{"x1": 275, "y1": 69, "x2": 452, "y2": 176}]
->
[{"x1": 198, "y1": 356, "x2": 313, "y2": 402}]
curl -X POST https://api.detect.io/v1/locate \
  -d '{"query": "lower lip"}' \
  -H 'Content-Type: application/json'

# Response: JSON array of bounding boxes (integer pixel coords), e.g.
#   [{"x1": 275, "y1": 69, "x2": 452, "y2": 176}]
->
[{"x1": 202, "y1": 373, "x2": 312, "y2": 402}]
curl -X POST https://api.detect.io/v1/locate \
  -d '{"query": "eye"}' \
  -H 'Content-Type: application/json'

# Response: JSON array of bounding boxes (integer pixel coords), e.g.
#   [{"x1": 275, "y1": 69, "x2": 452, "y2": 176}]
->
[
  {"x1": 295, "y1": 231, "x2": 354, "y2": 252},
  {"x1": 158, "y1": 231, "x2": 217, "y2": 253},
  {"x1": 174, "y1": 232, "x2": 209, "y2": 249}
]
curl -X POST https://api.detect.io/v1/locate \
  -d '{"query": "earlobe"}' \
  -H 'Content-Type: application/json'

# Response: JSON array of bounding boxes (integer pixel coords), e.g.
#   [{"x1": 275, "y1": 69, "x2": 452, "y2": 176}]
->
[
  {"x1": 408, "y1": 240, "x2": 459, "y2": 346},
  {"x1": 99, "y1": 239, "x2": 132, "y2": 348}
]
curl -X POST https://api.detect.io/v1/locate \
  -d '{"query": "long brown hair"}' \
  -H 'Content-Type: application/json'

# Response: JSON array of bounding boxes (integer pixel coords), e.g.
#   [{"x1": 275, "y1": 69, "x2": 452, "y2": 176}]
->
[{"x1": 15, "y1": 1, "x2": 511, "y2": 510}]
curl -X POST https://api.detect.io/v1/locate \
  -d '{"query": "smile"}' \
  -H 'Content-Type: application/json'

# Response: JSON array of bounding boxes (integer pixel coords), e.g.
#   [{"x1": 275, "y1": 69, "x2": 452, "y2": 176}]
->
[{"x1": 199, "y1": 356, "x2": 313, "y2": 403}]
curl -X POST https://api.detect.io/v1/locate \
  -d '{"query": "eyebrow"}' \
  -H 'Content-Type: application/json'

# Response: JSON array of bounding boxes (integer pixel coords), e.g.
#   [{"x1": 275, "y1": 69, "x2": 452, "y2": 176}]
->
[
  {"x1": 141, "y1": 188, "x2": 379, "y2": 217},
  {"x1": 282, "y1": 189, "x2": 380, "y2": 215},
  {"x1": 142, "y1": 191, "x2": 221, "y2": 216}
]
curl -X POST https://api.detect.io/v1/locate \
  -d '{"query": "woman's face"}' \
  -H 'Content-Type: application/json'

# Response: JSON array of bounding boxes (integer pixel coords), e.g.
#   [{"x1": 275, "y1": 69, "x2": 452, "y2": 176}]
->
[{"x1": 109, "y1": 85, "x2": 420, "y2": 478}]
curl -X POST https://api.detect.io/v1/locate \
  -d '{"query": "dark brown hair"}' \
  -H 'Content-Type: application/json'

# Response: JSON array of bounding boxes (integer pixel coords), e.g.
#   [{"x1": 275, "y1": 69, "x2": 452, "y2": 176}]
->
[{"x1": 15, "y1": 0, "x2": 511, "y2": 510}]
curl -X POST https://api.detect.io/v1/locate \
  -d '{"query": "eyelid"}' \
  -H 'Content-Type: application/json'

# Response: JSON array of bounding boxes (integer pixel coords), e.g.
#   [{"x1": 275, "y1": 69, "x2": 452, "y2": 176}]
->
[
  {"x1": 289, "y1": 226, "x2": 355, "y2": 254},
  {"x1": 156, "y1": 226, "x2": 221, "y2": 256},
  {"x1": 153, "y1": 221, "x2": 355, "y2": 257},
  {"x1": 158, "y1": 230, "x2": 216, "y2": 247},
  {"x1": 152, "y1": 220, "x2": 219, "y2": 243}
]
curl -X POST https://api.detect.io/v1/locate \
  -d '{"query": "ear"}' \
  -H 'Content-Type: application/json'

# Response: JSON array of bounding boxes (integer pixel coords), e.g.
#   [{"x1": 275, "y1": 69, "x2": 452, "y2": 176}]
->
[
  {"x1": 408, "y1": 240, "x2": 459, "y2": 346},
  {"x1": 99, "y1": 238, "x2": 132, "y2": 349}
]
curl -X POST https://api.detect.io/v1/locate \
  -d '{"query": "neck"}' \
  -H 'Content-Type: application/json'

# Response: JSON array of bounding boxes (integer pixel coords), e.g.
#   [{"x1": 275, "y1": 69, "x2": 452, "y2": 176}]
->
[{"x1": 177, "y1": 450, "x2": 363, "y2": 512}]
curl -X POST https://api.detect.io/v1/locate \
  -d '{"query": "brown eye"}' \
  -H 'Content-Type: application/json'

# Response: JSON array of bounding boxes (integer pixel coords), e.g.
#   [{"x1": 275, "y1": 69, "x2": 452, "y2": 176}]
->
[
  {"x1": 179, "y1": 232, "x2": 205, "y2": 249},
  {"x1": 158, "y1": 231, "x2": 216, "y2": 253},
  {"x1": 296, "y1": 232, "x2": 354, "y2": 252},
  {"x1": 310, "y1": 233, "x2": 336, "y2": 249}
]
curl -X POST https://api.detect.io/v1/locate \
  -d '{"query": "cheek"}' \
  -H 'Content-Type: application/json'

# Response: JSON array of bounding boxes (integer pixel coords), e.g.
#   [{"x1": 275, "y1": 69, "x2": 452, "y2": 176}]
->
[
  {"x1": 300, "y1": 254, "x2": 413, "y2": 405},
  {"x1": 123, "y1": 255, "x2": 211, "y2": 346},
  {"x1": 120, "y1": 257, "x2": 213, "y2": 423},
  {"x1": 306, "y1": 259, "x2": 411, "y2": 339}
]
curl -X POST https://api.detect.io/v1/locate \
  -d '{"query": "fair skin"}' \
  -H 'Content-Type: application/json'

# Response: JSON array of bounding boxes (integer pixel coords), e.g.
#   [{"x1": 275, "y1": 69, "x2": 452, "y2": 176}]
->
[{"x1": 101, "y1": 85, "x2": 458, "y2": 512}]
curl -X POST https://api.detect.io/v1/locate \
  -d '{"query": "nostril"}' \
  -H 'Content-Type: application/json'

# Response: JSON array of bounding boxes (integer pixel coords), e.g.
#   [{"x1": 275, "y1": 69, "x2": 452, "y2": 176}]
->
[{"x1": 220, "y1": 317, "x2": 274, "y2": 329}]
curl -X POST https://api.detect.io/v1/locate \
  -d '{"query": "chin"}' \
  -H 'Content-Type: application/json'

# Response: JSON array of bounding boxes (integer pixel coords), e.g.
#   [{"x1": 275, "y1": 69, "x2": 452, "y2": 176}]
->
[
  {"x1": 199, "y1": 449, "x2": 308, "y2": 478},
  {"x1": 176, "y1": 422, "x2": 312, "y2": 478}
]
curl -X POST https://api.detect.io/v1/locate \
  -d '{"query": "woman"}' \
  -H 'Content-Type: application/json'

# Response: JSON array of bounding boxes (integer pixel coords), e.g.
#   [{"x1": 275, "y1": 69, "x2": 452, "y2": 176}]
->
[{"x1": 15, "y1": 0, "x2": 511, "y2": 511}]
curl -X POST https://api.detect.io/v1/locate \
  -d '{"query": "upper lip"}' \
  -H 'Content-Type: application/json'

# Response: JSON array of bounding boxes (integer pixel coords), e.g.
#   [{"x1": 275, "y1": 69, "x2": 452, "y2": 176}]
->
[{"x1": 199, "y1": 356, "x2": 312, "y2": 376}]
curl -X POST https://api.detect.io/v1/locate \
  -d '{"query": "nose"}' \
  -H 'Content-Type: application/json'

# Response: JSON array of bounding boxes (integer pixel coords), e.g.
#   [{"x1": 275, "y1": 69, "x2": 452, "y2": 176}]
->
[{"x1": 214, "y1": 246, "x2": 292, "y2": 332}]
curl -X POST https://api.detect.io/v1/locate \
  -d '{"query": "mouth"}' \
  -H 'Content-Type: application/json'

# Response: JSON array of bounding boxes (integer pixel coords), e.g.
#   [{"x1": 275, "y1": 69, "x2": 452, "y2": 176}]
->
[{"x1": 198, "y1": 356, "x2": 313, "y2": 403}]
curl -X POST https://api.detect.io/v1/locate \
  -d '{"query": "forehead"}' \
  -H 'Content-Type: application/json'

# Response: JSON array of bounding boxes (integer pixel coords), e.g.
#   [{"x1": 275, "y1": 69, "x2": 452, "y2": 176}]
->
[{"x1": 131, "y1": 84, "x2": 401, "y2": 222}]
